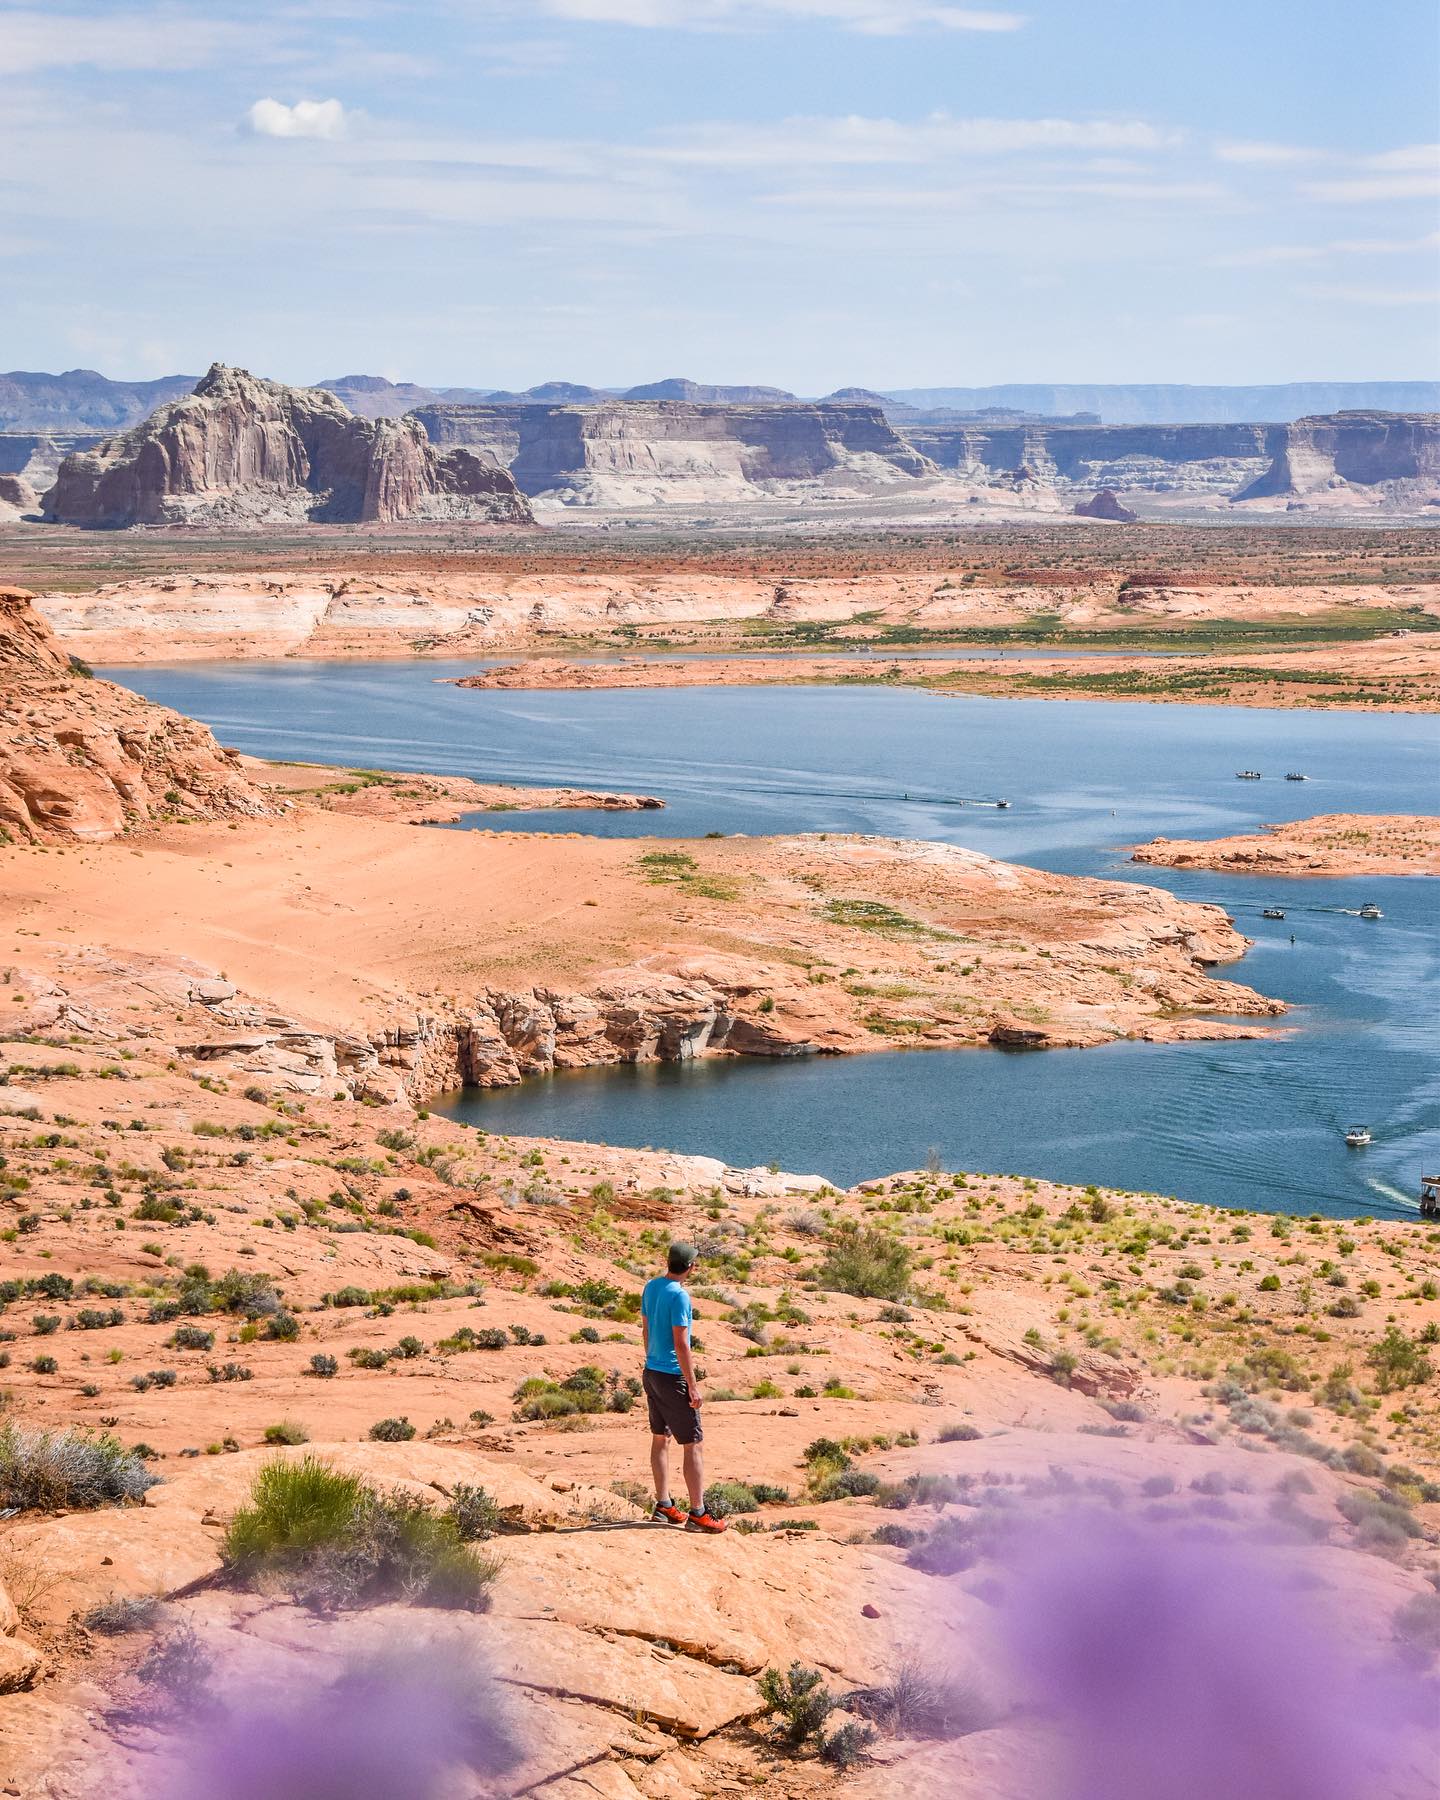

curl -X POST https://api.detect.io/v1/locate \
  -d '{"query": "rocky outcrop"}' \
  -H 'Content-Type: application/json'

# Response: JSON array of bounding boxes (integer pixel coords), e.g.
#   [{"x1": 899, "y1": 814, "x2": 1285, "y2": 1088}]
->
[
  {"x1": 41, "y1": 365, "x2": 534, "y2": 528},
  {"x1": 1131, "y1": 813, "x2": 1440, "y2": 877},
  {"x1": 408, "y1": 398, "x2": 935, "y2": 504},
  {"x1": 1075, "y1": 488, "x2": 1138, "y2": 521},
  {"x1": 0, "y1": 586, "x2": 275, "y2": 841},
  {"x1": 0, "y1": 474, "x2": 36, "y2": 519},
  {"x1": 1235, "y1": 410, "x2": 1440, "y2": 503}
]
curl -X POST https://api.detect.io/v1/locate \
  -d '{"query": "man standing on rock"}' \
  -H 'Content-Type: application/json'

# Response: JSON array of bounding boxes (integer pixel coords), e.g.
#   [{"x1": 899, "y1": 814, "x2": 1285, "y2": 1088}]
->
[{"x1": 642, "y1": 1242, "x2": 726, "y2": 1533}]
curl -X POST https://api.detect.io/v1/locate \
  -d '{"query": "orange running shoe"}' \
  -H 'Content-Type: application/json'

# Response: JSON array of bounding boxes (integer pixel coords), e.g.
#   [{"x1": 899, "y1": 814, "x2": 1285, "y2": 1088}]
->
[
  {"x1": 651, "y1": 1501, "x2": 688, "y2": 1525},
  {"x1": 685, "y1": 1509, "x2": 728, "y2": 1534}
]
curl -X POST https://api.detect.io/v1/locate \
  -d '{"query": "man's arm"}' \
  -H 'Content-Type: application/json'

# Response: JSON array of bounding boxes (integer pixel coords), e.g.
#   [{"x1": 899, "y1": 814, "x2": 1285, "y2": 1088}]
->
[{"x1": 673, "y1": 1324, "x2": 701, "y2": 1405}]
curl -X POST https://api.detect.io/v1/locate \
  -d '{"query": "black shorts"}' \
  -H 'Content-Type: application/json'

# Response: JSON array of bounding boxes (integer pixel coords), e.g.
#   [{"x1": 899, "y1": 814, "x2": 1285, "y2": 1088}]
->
[{"x1": 643, "y1": 1368, "x2": 702, "y2": 1445}]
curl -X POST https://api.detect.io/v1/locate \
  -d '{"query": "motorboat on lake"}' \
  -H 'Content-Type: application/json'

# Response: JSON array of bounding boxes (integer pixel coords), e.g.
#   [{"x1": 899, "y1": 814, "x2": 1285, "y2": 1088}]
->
[
  {"x1": 1359, "y1": 902, "x2": 1383, "y2": 920},
  {"x1": 1236, "y1": 770, "x2": 1262, "y2": 780},
  {"x1": 1285, "y1": 772, "x2": 1309, "y2": 781},
  {"x1": 1344, "y1": 1126, "x2": 1372, "y2": 1148},
  {"x1": 996, "y1": 799, "x2": 1011, "y2": 810},
  {"x1": 1263, "y1": 907, "x2": 1286, "y2": 920}
]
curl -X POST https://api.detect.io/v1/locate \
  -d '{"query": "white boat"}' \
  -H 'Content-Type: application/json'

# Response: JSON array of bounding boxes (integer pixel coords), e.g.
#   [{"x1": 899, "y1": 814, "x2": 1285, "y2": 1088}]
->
[
  {"x1": 995, "y1": 799, "x2": 1011, "y2": 810},
  {"x1": 1359, "y1": 903, "x2": 1383, "y2": 920},
  {"x1": 1262, "y1": 907, "x2": 1286, "y2": 920},
  {"x1": 1285, "y1": 772, "x2": 1309, "y2": 781},
  {"x1": 1236, "y1": 770, "x2": 1262, "y2": 780},
  {"x1": 1344, "y1": 1126, "x2": 1372, "y2": 1148}
]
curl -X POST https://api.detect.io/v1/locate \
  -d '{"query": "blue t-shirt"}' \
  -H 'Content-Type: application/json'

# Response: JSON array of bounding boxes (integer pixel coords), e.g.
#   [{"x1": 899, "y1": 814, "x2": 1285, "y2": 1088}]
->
[{"x1": 641, "y1": 1276, "x2": 692, "y2": 1375}]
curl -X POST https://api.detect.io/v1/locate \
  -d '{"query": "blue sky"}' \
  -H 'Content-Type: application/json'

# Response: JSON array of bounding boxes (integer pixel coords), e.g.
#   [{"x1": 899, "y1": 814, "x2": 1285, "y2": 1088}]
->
[{"x1": 3, "y1": 0, "x2": 1437, "y2": 389}]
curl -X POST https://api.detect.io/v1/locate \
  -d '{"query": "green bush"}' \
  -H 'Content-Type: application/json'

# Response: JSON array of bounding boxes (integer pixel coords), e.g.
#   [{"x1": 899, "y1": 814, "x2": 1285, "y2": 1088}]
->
[
  {"x1": 759, "y1": 1662, "x2": 834, "y2": 1745},
  {"x1": 935, "y1": 1422, "x2": 981, "y2": 1443},
  {"x1": 223, "y1": 1455, "x2": 500, "y2": 1611},
  {"x1": 816, "y1": 1224, "x2": 911, "y2": 1301}
]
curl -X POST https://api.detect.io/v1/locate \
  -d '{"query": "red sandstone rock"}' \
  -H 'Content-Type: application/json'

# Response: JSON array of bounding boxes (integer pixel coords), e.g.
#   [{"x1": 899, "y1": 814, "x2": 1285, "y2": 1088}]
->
[
  {"x1": 0, "y1": 587, "x2": 275, "y2": 840},
  {"x1": 1074, "y1": 487, "x2": 1138, "y2": 522},
  {"x1": 42, "y1": 364, "x2": 534, "y2": 528}
]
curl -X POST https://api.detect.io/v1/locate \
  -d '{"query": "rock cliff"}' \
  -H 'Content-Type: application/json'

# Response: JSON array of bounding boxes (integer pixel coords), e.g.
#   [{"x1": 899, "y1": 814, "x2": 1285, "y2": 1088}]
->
[
  {"x1": 41, "y1": 365, "x2": 535, "y2": 528},
  {"x1": 1235, "y1": 410, "x2": 1440, "y2": 504},
  {"x1": 0, "y1": 586, "x2": 274, "y2": 841},
  {"x1": 409, "y1": 398, "x2": 935, "y2": 504},
  {"x1": 903, "y1": 419, "x2": 1279, "y2": 496}
]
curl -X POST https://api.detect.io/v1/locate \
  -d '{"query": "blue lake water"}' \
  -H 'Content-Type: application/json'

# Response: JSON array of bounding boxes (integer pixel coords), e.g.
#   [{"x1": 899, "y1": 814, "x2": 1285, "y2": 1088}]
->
[{"x1": 106, "y1": 662, "x2": 1440, "y2": 1218}]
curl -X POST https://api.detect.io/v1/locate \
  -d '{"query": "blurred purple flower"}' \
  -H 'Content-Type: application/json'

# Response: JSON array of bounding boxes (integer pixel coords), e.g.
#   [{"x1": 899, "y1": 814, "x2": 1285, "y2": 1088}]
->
[
  {"x1": 167, "y1": 1641, "x2": 523, "y2": 1800},
  {"x1": 1000, "y1": 1509, "x2": 1434, "y2": 1800}
]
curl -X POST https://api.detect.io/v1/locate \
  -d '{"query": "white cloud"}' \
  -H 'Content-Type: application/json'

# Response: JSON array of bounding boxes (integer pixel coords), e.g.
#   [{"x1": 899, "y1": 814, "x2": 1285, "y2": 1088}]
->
[
  {"x1": 1365, "y1": 143, "x2": 1440, "y2": 171},
  {"x1": 0, "y1": 8, "x2": 249, "y2": 72},
  {"x1": 1217, "y1": 229, "x2": 1440, "y2": 267},
  {"x1": 649, "y1": 114, "x2": 1175, "y2": 169},
  {"x1": 246, "y1": 98, "x2": 350, "y2": 140},
  {"x1": 531, "y1": 0, "x2": 1024, "y2": 30},
  {"x1": 1302, "y1": 283, "x2": 1440, "y2": 307},
  {"x1": 1214, "y1": 139, "x2": 1322, "y2": 166},
  {"x1": 1301, "y1": 173, "x2": 1440, "y2": 203}
]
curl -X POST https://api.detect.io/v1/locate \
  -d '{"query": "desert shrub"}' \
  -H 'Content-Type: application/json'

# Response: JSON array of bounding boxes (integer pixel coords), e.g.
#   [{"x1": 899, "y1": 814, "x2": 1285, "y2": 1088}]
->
[
  {"x1": 848, "y1": 1658, "x2": 994, "y2": 1739},
  {"x1": 816, "y1": 1223, "x2": 911, "y2": 1301},
  {"x1": 390, "y1": 1336, "x2": 425, "y2": 1360},
  {"x1": 207, "y1": 1362, "x2": 253, "y2": 1383},
  {"x1": 133, "y1": 1195, "x2": 182, "y2": 1224},
  {"x1": 1368, "y1": 1328, "x2": 1433, "y2": 1392},
  {"x1": 309, "y1": 1354, "x2": 338, "y2": 1378},
  {"x1": 368, "y1": 1417, "x2": 416, "y2": 1442},
  {"x1": 1336, "y1": 1487, "x2": 1422, "y2": 1556},
  {"x1": 1140, "y1": 1473, "x2": 1177, "y2": 1498},
  {"x1": 1393, "y1": 1592, "x2": 1440, "y2": 1663},
  {"x1": 223, "y1": 1455, "x2": 499, "y2": 1611},
  {"x1": 82, "y1": 1593, "x2": 163, "y2": 1635},
  {"x1": 870, "y1": 1522, "x2": 922, "y2": 1548},
  {"x1": 262, "y1": 1310, "x2": 300, "y2": 1342},
  {"x1": 0, "y1": 1424, "x2": 157, "y2": 1510},
  {"x1": 819, "y1": 1721, "x2": 877, "y2": 1768},
  {"x1": 138, "y1": 1624, "x2": 214, "y2": 1714},
  {"x1": 72, "y1": 1308, "x2": 125, "y2": 1332},
  {"x1": 30, "y1": 1355, "x2": 57, "y2": 1375},
  {"x1": 905, "y1": 1514, "x2": 981, "y2": 1576},
  {"x1": 1100, "y1": 1400, "x2": 1146, "y2": 1423},
  {"x1": 701, "y1": 1478, "x2": 785, "y2": 1517},
  {"x1": 264, "y1": 1421, "x2": 309, "y2": 1446},
  {"x1": 759, "y1": 1662, "x2": 834, "y2": 1745},
  {"x1": 329, "y1": 1286, "x2": 371, "y2": 1309},
  {"x1": 936, "y1": 1422, "x2": 981, "y2": 1443},
  {"x1": 812, "y1": 1468, "x2": 881, "y2": 1502},
  {"x1": 446, "y1": 1483, "x2": 504, "y2": 1541},
  {"x1": 511, "y1": 1366, "x2": 636, "y2": 1422},
  {"x1": 31, "y1": 1314, "x2": 60, "y2": 1336},
  {"x1": 350, "y1": 1348, "x2": 391, "y2": 1371},
  {"x1": 170, "y1": 1325, "x2": 214, "y2": 1352}
]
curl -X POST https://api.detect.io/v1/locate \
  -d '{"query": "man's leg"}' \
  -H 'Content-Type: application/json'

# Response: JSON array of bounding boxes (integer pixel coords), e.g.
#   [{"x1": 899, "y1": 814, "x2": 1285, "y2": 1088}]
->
[
  {"x1": 681, "y1": 1439, "x2": 704, "y2": 1513},
  {"x1": 651, "y1": 1432, "x2": 671, "y2": 1504}
]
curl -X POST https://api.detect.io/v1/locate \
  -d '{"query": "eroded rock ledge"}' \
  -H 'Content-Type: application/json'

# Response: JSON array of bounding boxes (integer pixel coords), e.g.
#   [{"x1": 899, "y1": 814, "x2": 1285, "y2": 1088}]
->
[{"x1": 1132, "y1": 813, "x2": 1440, "y2": 877}]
